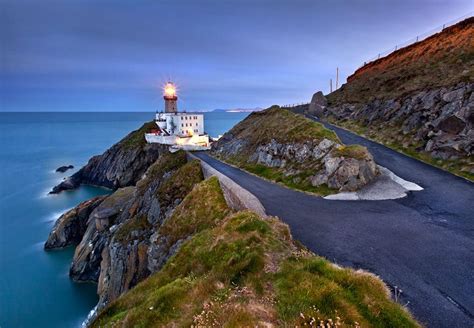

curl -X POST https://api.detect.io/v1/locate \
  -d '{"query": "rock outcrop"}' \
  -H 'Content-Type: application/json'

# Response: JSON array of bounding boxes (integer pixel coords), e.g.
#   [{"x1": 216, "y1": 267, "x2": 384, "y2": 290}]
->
[
  {"x1": 307, "y1": 91, "x2": 327, "y2": 116},
  {"x1": 49, "y1": 122, "x2": 166, "y2": 194},
  {"x1": 212, "y1": 107, "x2": 378, "y2": 193},
  {"x1": 323, "y1": 83, "x2": 473, "y2": 165},
  {"x1": 45, "y1": 196, "x2": 106, "y2": 249}
]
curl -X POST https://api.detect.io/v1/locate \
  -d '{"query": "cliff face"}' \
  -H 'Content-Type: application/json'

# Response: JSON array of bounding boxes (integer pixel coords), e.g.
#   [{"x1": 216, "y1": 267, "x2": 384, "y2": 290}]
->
[
  {"x1": 308, "y1": 18, "x2": 474, "y2": 180},
  {"x1": 50, "y1": 122, "x2": 166, "y2": 194},
  {"x1": 212, "y1": 107, "x2": 378, "y2": 193},
  {"x1": 45, "y1": 150, "x2": 219, "y2": 313}
]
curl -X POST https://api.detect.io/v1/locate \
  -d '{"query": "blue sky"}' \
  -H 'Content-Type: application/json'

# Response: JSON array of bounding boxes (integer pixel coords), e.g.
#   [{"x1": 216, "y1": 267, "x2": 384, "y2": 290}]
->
[{"x1": 1, "y1": 0, "x2": 472, "y2": 112}]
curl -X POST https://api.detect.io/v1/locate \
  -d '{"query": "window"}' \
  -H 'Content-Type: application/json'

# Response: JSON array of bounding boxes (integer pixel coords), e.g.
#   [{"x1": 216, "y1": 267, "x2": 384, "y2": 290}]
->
[
  {"x1": 181, "y1": 123, "x2": 183, "y2": 127},
  {"x1": 196, "y1": 123, "x2": 198, "y2": 126}
]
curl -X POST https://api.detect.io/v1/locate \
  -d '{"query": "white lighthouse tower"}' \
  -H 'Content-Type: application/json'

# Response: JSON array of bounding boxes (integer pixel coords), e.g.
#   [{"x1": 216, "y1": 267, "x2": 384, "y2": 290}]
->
[{"x1": 145, "y1": 82, "x2": 210, "y2": 150}]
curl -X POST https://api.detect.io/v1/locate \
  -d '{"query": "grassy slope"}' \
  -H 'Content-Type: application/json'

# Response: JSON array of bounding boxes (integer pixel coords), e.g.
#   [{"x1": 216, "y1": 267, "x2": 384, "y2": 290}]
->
[
  {"x1": 92, "y1": 179, "x2": 419, "y2": 327},
  {"x1": 120, "y1": 121, "x2": 159, "y2": 150},
  {"x1": 324, "y1": 17, "x2": 474, "y2": 181},
  {"x1": 214, "y1": 106, "x2": 372, "y2": 195}
]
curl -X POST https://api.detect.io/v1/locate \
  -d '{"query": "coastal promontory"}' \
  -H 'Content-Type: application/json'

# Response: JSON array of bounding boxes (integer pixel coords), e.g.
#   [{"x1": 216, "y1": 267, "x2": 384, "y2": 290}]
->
[{"x1": 45, "y1": 121, "x2": 418, "y2": 327}]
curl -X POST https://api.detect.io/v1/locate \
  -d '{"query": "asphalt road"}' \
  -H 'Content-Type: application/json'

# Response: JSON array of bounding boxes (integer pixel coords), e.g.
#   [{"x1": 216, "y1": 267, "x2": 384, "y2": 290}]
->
[{"x1": 194, "y1": 122, "x2": 474, "y2": 327}]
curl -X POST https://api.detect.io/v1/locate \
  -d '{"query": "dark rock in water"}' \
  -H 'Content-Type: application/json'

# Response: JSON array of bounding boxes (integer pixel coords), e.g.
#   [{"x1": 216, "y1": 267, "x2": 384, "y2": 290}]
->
[
  {"x1": 56, "y1": 165, "x2": 74, "y2": 173},
  {"x1": 49, "y1": 122, "x2": 167, "y2": 194}
]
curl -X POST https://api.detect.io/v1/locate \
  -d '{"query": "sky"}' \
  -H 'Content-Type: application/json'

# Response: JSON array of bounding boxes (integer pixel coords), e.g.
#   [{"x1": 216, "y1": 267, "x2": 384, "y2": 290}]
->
[{"x1": 1, "y1": 0, "x2": 472, "y2": 112}]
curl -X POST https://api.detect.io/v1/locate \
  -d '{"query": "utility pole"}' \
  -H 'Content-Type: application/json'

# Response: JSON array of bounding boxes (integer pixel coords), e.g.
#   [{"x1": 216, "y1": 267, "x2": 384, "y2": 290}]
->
[
  {"x1": 336, "y1": 67, "x2": 339, "y2": 90},
  {"x1": 330, "y1": 79, "x2": 333, "y2": 93}
]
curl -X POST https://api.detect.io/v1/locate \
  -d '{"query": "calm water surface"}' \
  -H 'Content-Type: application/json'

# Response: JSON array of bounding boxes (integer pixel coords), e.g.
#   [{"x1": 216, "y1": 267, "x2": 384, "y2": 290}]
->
[{"x1": 0, "y1": 111, "x2": 248, "y2": 328}]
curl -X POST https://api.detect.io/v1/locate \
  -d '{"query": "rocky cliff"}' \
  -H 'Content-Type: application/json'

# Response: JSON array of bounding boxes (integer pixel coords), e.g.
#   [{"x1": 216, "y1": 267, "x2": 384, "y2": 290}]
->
[
  {"x1": 45, "y1": 150, "x2": 226, "y2": 314},
  {"x1": 212, "y1": 106, "x2": 378, "y2": 193},
  {"x1": 50, "y1": 121, "x2": 166, "y2": 194},
  {"x1": 305, "y1": 18, "x2": 474, "y2": 180}
]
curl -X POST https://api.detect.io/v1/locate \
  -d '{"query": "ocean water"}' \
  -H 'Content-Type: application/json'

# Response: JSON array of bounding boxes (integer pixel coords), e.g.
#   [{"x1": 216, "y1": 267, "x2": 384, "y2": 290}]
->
[{"x1": 0, "y1": 111, "x2": 249, "y2": 328}]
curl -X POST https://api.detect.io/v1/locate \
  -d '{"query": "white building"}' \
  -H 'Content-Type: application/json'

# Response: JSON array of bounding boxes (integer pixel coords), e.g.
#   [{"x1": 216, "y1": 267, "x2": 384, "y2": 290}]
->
[{"x1": 145, "y1": 82, "x2": 210, "y2": 150}]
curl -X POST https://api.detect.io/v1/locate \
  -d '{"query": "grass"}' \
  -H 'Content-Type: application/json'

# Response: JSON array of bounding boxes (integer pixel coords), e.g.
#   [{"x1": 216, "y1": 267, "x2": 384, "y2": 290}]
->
[
  {"x1": 156, "y1": 159, "x2": 204, "y2": 209},
  {"x1": 120, "y1": 121, "x2": 158, "y2": 150},
  {"x1": 275, "y1": 257, "x2": 418, "y2": 327},
  {"x1": 158, "y1": 176, "x2": 230, "y2": 249},
  {"x1": 136, "y1": 150, "x2": 188, "y2": 195},
  {"x1": 92, "y1": 181, "x2": 419, "y2": 327},
  {"x1": 332, "y1": 144, "x2": 372, "y2": 161},
  {"x1": 242, "y1": 162, "x2": 337, "y2": 196},
  {"x1": 114, "y1": 215, "x2": 152, "y2": 244},
  {"x1": 227, "y1": 106, "x2": 340, "y2": 151}
]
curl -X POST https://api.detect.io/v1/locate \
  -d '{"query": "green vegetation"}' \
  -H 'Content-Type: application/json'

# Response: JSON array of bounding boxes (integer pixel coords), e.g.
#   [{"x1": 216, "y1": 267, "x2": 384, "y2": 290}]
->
[
  {"x1": 332, "y1": 144, "x2": 371, "y2": 161},
  {"x1": 242, "y1": 162, "x2": 336, "y2": 196},
  {"x1": 327, "y1": 18, "x2": 474, "y2": 105},
  {"x1": 156, "y1": 159, "x2": 204, "y2": 208},
  {"x1": 92, "y1": 181, "x2": 419, "y2": 327},
  {"x1": 114, "y1": 215, "x2": 151, "y2": 244},
  {"x1": 136, "y1": 150, "x2": 188, "y2": 195},
  {"x1": 276, "y1": 258, "x2": 418, "y2": 327},
  {"x1": 120, "y1": 121, "x2": 158, "y2": 150},
  {"x1": 158, "y1": 176, "x2": 230, "y2": 248},
  {"x1": 229, "y1": 106, "x2": 339, "y2": 156}
]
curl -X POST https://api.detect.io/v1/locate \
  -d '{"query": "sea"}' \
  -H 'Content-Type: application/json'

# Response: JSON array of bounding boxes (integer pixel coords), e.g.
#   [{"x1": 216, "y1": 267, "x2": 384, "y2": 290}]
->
[{"x1": 0, "y1": 111, "x2": 249, "y2": 328}]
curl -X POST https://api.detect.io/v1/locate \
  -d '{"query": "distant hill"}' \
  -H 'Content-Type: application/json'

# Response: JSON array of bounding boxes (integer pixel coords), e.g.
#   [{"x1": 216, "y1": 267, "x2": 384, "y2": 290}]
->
[{"x1": 212, "y1": 107, "x2": 263, "y2": 113}]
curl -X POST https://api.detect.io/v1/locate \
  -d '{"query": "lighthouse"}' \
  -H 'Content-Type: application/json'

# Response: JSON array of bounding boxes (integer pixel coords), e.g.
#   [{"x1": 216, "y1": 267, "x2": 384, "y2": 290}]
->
[
  {"x1": 145, "y1": 81, "x2": 210, "y2": 150},
  {"x1": 163, "y1": 82, "x2": 178, "y2": 113}
]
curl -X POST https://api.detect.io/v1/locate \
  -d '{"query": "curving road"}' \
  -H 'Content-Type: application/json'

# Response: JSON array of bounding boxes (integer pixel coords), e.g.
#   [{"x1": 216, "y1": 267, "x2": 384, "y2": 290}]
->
[{"x1": 194, "y1": 121, "x2": 474, "y2": 327}]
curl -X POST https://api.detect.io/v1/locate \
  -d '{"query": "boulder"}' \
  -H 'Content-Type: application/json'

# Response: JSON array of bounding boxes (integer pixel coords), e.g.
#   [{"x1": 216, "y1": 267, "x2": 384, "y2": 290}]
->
[
  {"x1": 56, "y1": 165, "x2": 74, "y2": 173},
  {"x1": 436, "y1": 115, "x2": 466, "y2": 134},
  {"x1": 308, "y1": 91, "x2": 328, "y2": 116},
  {"x1": 311, "y1": 150, "x2": 378, "y2": 192}
]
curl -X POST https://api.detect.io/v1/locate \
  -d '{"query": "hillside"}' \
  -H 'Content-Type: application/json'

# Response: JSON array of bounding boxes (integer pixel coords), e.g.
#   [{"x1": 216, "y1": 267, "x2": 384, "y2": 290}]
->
[
  {"x1": 328, "y1": 17, "x2": 474, "y2": 105},
  {"x1": 212, "y1": 106, "x2": 379, "y2": 194},
  {"x1": 309, "y1": 17, "x2": 473, "y2": 180}
]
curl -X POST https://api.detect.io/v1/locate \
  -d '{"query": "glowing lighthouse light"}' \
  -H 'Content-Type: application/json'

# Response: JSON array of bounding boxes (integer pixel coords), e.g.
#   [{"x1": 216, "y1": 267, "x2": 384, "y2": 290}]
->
[{"x1": 163, "y1": 82, "x2": 177, "y2": 98}]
